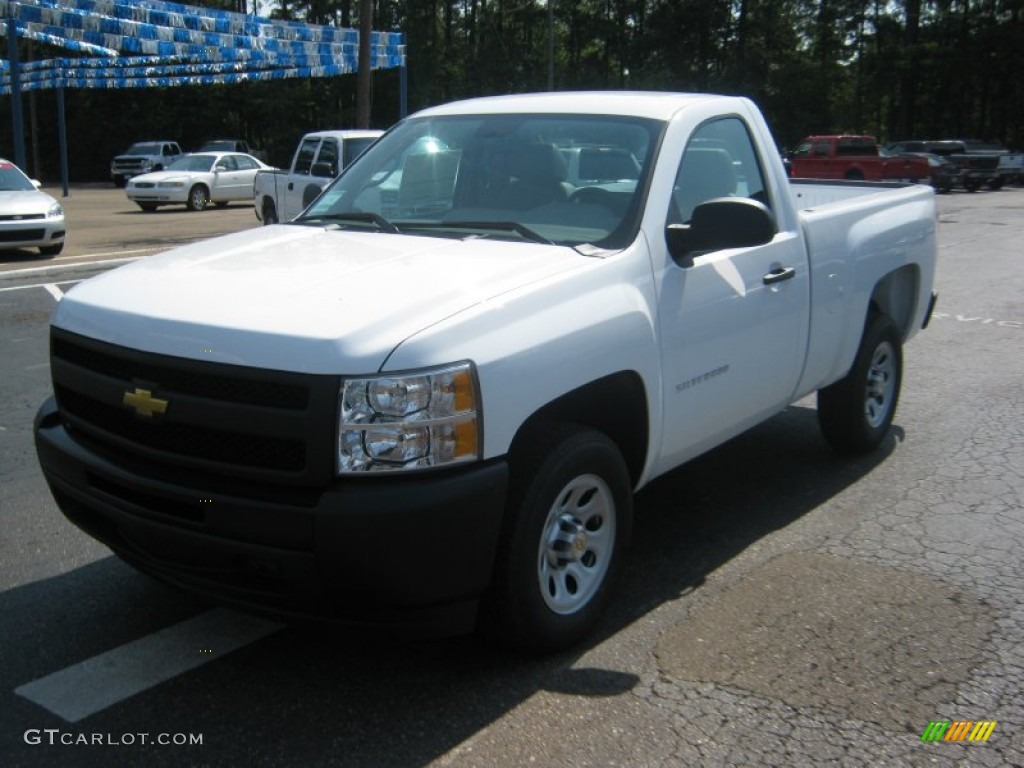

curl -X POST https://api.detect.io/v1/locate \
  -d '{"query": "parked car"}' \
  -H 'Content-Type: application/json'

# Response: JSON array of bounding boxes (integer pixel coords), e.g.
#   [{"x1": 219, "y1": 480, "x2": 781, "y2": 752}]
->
[
  {"x1": 789, "y1": 135, "x2": 930, "y2": 182},
  {"x1": 887, "y1": 140, "x2": 1003, "y2": 190},
  {"x1": 253, "y1": 130, "x2": 383, "y2": 224},
  {"x1": 0, "y1": 159, "x2": 65, "y2": 256},
  {"x1": 125, "y1": 152, "x2": 272, "y2": 212},
  {"x1": 900, "y1": 152, "x2": 961, "y2": 193},
  {"x1": 37, "y1": 92, "x2": 938, "y2": 651},
  {"x1": 110, "y1": 141, "x2": 183, "y2": 187}
]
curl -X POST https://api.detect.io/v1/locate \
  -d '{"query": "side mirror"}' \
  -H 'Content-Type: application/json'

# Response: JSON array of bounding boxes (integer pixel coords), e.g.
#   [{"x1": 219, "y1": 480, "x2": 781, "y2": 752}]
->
[
  {"x1": 666, "y1": 198, "x2": 776, "y2": 264},
  {"x1": 310, "y1": 161, "x2": 337, "y2": 178}
]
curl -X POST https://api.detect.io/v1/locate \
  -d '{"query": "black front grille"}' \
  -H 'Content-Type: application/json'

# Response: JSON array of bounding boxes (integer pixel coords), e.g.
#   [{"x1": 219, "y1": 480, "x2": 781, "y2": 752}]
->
[
  {"x1": 0, "y1": 213, "x2": 45, "y2": 221},
  {"x1": 133, "y1": 182, "x2": 156, "y2": 188},
  {"x1": 57, "y1": 386, "x2": 305, "y2": 471},
  {"x1": 0, "y1": 228, "x2": 45, "y2": 241},
  {"x1": 52, "y1": 336, "x2": 309, "y2": 410},
  {"x1": 50, "y1": 328, "x2": 340, "y2": 485}
]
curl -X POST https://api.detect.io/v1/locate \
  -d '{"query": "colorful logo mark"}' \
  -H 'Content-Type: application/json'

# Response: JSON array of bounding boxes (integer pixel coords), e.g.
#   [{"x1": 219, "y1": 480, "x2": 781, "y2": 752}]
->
[{"x1": 921, "y1": 721, "x2": 997, "y2": 742}]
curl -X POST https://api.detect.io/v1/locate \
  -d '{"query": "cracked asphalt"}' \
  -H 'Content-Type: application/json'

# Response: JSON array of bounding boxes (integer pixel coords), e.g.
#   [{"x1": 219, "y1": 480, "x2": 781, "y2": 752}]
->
[
  {"x1": 1, "y1": 187, "x2": 1021, "y2": 767},
  {"x1": 433, "y1": 188, "x2": 1024, "y2": 767}
]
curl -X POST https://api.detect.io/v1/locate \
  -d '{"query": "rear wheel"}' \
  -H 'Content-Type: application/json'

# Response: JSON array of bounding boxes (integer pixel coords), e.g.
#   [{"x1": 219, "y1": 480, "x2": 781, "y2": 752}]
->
[
  {"x1": 818, "y1": 311, "x2": 903, "y2": 454},
  {"x1": 187, "y1": 185, "x2": 209, "y2": 212},
  {"x1": 844, "y1": 169, "x2": 865, "y2": 181},
  {"x1": 483, "y1": 425, "x2": 632, "y2": 652},
  {"x1": 261, "y1": 200, "x2": 278, "y2": 225}
]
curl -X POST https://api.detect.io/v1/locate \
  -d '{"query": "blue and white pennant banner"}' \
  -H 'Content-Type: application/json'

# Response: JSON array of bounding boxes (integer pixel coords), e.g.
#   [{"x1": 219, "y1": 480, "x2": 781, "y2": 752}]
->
[{"x1": 0, "y1": 0, "x2": 405, "y2": 93}]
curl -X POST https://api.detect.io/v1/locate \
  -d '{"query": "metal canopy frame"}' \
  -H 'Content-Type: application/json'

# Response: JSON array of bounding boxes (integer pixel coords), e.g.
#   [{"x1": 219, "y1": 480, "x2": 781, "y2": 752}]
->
[{"x1": 2, "y1": 0, "x2": 407, "y2": 195}]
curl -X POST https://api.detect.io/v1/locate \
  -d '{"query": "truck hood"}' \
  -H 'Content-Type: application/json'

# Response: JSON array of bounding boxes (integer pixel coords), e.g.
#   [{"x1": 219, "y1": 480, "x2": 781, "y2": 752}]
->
[{"x1": 54, "y1": 224, "x2": 587, "y2": 373}]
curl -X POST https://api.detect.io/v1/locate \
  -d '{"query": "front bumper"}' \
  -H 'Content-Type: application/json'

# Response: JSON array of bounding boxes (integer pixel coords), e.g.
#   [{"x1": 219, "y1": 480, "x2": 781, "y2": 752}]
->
[
  {"x1": 35, "y1": 397, "x2": 509, "y2": 635},
  {"x1": 0, "y1": 219, "x2": 65, "y2": 249}
]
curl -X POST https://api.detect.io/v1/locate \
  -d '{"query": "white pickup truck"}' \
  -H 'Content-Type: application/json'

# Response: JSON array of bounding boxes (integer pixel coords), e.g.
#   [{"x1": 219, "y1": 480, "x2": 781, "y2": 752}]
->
[
  {"x1": 35, "y1": 92, "x2": 937, "y2": 651},
  {"x1": 253, "y1": 129, "x2": 383, "y2": 225}
]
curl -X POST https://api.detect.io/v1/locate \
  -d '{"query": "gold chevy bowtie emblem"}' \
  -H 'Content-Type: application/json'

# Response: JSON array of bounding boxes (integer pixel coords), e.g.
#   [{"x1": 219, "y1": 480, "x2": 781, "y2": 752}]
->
[{"x1": 122, "y1": 387, "x2": 169, "y2": 418}]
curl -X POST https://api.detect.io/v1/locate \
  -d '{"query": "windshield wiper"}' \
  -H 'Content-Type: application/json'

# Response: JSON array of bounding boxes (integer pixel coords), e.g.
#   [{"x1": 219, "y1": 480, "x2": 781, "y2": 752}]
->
[
  {"x1": 298, "y1": 212, "x2": 401, "y2": 233},
  {"x1": 404, "y1": 220, "x2": 554, "y2": 245}
]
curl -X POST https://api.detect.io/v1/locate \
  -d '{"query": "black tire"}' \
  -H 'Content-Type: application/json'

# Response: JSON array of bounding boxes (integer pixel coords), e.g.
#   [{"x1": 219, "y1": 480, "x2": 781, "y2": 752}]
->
[
  {"x1": 137, "y1": 202, "x2": 158, "y2": 212},
  {"x1": 261, "y1": 200, "x2": 278, "y2": 225},
  {"x1": 215, "y1": 201, "x2": 229, "y2": 208},
  {"x1": 844, "y1": 170, "x2": 865, "y2": 181},
  {"x1": 113, "y1": 178, "x2": 127, "y2": 188},
  {"x1": 483, "y1": 425, "x2": 632, "y2": 652},
  {"x1": 39, "y1": 242, "x2": 63, "y2": 257},
  {"x1": 965, "y1": 179, "x2": 981, "y2": 193},
  {"x1": 187, "y1": 185, "x2": 209, "y2": 212},
  {"x1": 988, "y1": 178, "x2": 1004, "y2": 191},
  {"x1": 818, "y1": 311, "x2": 903, "y2": 455}
]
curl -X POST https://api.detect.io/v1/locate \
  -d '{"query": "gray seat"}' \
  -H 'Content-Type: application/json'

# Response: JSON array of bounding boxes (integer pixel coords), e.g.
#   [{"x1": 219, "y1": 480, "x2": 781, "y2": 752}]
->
[{"x1": 485, "y1": 143, "x2": 569, "y2": 211}]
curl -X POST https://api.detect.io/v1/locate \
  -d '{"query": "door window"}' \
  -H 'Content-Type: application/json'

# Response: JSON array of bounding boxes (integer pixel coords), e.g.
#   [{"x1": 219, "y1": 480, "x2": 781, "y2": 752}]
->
[
  {"x1": 669, "y1": 117, "x2": 770, "y2": 224},
  {"x1": 294, "y1": 138, "x2": 320, "y2": 175}
]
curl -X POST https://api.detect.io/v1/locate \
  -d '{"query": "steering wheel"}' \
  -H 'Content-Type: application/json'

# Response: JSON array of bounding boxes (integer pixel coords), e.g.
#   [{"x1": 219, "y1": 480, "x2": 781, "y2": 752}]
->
[{"x1": 569, "y1": 187, "x2": 614, "y2": 206}]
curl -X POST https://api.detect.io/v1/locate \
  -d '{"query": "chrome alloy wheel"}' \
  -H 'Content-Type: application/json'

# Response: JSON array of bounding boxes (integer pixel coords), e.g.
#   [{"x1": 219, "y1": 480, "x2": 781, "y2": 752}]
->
[
  {"x1": 537, "y1": 474, "x2": 616, "y2": 615},
  {"x1": 864, "y1": 340, "x2": 897, "y2": 428}
]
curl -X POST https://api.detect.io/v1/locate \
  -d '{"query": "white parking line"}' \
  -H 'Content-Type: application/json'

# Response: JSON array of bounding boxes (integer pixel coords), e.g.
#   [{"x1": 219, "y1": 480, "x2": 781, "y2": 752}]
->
[
  {"x1": 0, "y1": 279, "x2": 82, "y2": 294},
  {"x1": 43, "y1": 283, "x2": 64, "y2": 301},
  {"x1": 14, "y1": 609, "x2": 283, "y2": 722},
  {"x1": 0, "y1": 254, "x2": 143, "y2": 279}
]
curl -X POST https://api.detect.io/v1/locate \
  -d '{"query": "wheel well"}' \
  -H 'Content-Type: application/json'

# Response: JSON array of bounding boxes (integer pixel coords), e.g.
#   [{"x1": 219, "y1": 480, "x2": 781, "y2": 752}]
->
[
  {"x1": 869, "y1": 265, "x2": 919, "y2": 339},
  {"x1": 508, "y1": 371, "x2": 648, "y2": 487}
]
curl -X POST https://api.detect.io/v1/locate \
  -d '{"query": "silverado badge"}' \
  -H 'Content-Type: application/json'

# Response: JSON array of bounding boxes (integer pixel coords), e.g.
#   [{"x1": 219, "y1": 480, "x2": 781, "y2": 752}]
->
[{"x1": 122, "y1": 387, "x2": 169, "y2": 418}]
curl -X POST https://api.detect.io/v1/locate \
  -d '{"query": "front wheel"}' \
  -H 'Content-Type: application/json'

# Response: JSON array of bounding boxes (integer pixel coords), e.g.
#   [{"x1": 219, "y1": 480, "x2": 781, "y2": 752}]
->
[
  {"x1": 39, "y1": 242, "x2": 64, "y2": 257},
  {"x1": 483, "y1": 425, "x2": 632, "y2": 652},
  {"x1": 818, "y1": 312, "x2": 903, "y2": 454},
  {"x1": 187, "y1": 185, "x2": 209, "y2": 211}
]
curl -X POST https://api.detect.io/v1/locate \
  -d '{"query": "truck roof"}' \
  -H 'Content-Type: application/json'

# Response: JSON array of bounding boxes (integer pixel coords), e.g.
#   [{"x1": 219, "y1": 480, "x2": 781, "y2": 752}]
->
[
  {"x1": 302, "y1": 129, "x2": 385, "y2": 140},
  {"x1": 412, "y1": 91, "x2": 727, "y2": 121}
]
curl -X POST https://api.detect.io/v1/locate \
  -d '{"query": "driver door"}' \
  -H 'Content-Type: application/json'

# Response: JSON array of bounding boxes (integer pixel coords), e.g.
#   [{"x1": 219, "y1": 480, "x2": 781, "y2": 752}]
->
[{"x1": 653, "y1": 117, "x2": 810, "y2": 471}]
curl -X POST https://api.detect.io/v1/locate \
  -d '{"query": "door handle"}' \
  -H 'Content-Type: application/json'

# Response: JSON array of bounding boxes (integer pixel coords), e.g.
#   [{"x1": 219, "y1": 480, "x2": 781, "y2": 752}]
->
[{"x1": 763, "y1": 266, "x2": 796, "y2": 285}]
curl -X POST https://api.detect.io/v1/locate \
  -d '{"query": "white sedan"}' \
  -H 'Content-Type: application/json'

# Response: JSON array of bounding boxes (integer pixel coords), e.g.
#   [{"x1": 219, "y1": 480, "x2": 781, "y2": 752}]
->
[
  {"x1": 126, "y1": 152, "x2": 272, "y2": 212},
  {"x1": 0, "y1": 158, "x2": 66, "y2": 257}
]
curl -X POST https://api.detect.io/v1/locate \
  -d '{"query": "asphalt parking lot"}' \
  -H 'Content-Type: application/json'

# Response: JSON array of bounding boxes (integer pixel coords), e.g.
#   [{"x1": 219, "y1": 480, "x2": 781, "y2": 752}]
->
[{"x1": 1, "y1": 186, "x2": 1022, "y2": 767}]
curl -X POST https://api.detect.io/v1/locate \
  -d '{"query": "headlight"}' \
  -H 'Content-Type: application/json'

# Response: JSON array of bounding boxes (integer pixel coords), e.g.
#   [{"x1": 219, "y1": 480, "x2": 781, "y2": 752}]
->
[
  {"x1": 158, "y1": 181, "x2": 185, "y2": 188},
  {"x1": 338, "y1": 361, "x2": 481, "y2": 472},
  {"x1": 47, "y1": 202, "x2": 63, "y2": 218}
]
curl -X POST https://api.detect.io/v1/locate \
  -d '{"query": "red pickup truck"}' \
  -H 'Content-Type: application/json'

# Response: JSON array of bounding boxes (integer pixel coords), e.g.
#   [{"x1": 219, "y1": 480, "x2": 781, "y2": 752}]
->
[{"x1": 789, "y1": 135, "x2": 930, "y2": 182}]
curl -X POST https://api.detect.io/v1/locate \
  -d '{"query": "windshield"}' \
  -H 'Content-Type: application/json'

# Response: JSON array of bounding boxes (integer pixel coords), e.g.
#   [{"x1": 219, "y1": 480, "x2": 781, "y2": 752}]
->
[
  {"x1": 300, "y1": 114, "x2": 663, "y2": 249},
  {"x1": 0, "y1": 162, "x2": 35, "y2": 191},
  {"x1": 166, "y1": 155, "x2": 216, "y2": 172},
  {"x1": 342, "y1": 137, "x2": 378, "y2": 168}
]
